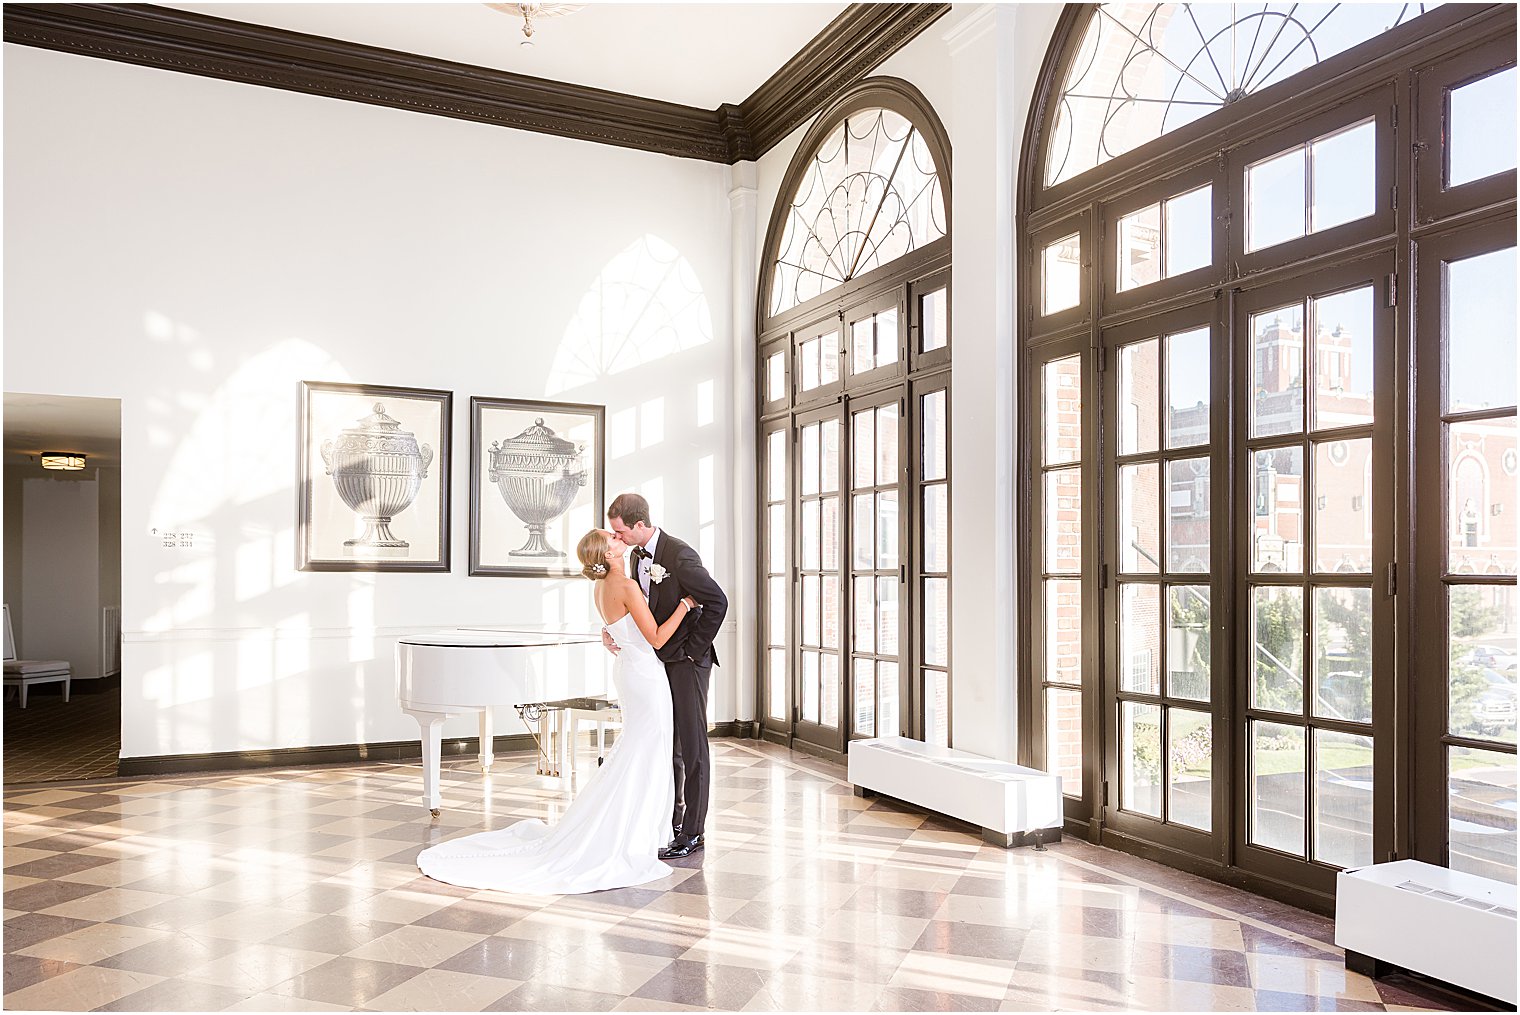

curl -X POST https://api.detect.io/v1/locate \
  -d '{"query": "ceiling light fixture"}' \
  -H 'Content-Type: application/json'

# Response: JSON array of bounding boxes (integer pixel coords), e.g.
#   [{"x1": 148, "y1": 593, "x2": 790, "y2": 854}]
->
[
  {"x1": 485, "y1": 3, "x2": 583, "y2": 48},
  {"x1": 40, "y1": 452, "x2": 87, "y2": 471}
]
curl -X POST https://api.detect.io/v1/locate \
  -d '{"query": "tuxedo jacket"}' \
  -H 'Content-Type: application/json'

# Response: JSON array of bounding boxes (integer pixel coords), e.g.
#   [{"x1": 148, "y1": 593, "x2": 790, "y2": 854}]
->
[{"x1": 644, "y1": 531, "x2": 728, "y2": 668}]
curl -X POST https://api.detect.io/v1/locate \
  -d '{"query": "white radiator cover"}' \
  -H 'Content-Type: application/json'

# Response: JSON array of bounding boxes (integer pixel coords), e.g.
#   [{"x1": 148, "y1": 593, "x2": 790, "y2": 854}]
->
[
  {"x1": 847, "y1": 736, "x2": 1063, "y2": 838},
  {"x1": 1336, "y1": 859, "x2": 1517, "y2": 1003}
]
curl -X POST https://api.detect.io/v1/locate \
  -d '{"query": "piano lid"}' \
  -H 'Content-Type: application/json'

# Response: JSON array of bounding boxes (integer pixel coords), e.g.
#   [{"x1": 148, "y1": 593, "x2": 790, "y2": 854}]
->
[{"x1": 398, "y1": 628, "x2": 600, "y2": 648}]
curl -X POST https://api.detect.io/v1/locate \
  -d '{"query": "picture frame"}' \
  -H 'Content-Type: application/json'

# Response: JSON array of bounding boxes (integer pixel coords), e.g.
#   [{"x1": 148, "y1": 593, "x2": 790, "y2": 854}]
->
[
  {"x1": 298, "y1": 381, "x2": 451, "y2": 572},
  {"x1": 470, "y1": 396, "x2": 605, "y2": 578}
]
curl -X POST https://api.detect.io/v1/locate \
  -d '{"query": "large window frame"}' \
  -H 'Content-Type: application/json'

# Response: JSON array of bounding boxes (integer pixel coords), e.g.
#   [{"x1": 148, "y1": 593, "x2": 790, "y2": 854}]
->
[
  {"x1": 1020, "y1": 3, "x2": 1517, "y2": 912},
  {"x1": 757, "y1": 78, "x2": 953, "y2": 757}
]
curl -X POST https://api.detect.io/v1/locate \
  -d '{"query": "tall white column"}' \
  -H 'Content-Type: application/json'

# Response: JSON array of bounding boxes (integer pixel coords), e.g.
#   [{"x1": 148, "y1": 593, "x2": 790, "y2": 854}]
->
[{"x1": 726, "y1": 160, "x2": 759, "y2": 727}]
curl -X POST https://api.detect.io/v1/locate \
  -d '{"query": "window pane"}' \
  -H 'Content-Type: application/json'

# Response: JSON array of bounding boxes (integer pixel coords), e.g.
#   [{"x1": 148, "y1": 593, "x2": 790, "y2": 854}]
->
[
  {"x1": 821, "y1": 419, "x2": 839, "y2": 494},
  {"x1": 878, "y1": 661, "x2": 899, "y2": 738},
  {"x1": 1119, "y1": 463, "x2": 1160, "y2": 574},
  {"x1": 1450, "y1": 67, "x2": 1518, "y2": 188},
  {"x1": 801, "y1": 574, "x2": 820, "y2": 646},
  {"x1": 1118, "y1": 338, "x2": 1160, "y2": 455},
  {"x1": 925, "y1": 670, "x2": 949, "y2": 747},
  {"x1": 1313, "y1": 728, "x2": 1374, "y2": 870},
  {"x1": 876, "y1": 307, "x2": 899, "y2": 368},
  {"x1": 877, "y1": 490, "x2": 900, "y2": 569},
  {"x1": 822, "y1": 653, "x2": 840, "y2": 729},
  {"x1": 1044, "y1": 355, "x2": 1083, "y2": 465},
  {"x1": 1448, "y1": 417, "x2": 1518, "y2": 575},
  {"x1": 767, "y1": 430, "x2": 786, "y2": 502},
  {"x1": 767, "y1": 351, "x2": 785, "y2": 403},
  {"x1": 1047, "y1": 687, "x2": 1083, "y2": 797},
  {"x1": 1448, "y1": 745, "x2": 1518, "y2": 883},
  {"x1": 1310, "y1": 285, "x2": 1376, "y2": 430},
  {"x1": 1247, "y1": 147, "x2": 1306, "y2": 252},
  {"x1": 877, "y1": 576, "x2": 900, "y2": 657},
  {"x1": 1251, "y1": 721, "x2": 1306, "y2": 856},
  {"x1": 800, "y1": 337, "x2": 820, "y2": 391},
  {"x1": 1120, "y1": 582, "x2": 1161, "y2": 695},
  {"x1": 1313, "y1": 586, "x2": 1373, "y2": 724},
  {"x1": 854, "y1": 658, "x2": 875, "y2": 737},
  {"x1": 801, "y1": 424, "x2": 820, "y2": 495},
  {"x1": 821, "y1": 496, "x2": 839, "y2": 572},
  {"x1": 1168, "y1": 585, "x2": 1211, "y2": 703},
  {"x1": 923, "y1": 389, "x2": 948, "y2": 481},
  {"x1": 1310, "y1": 119, "x2": 1376, "y2": 233},
  {"x1": 1045, "y1": 579, "x2": 1080, "y2": 685},
  {"x1": 1167, "y1": 457, "x2": 1210, "y2": 573},
  {"x1": 1448, "y1": 586, "x2": 1518, "y2": 744},
  {"x1": 1166, "y1": 327, "x2": 1210, "y2": 448},
  {"x1": 1122, "y1": 701, "x2": 1163, "y2": 817},
  {"x1": 853, "y1": 410, "x2": 875, "y2": 487},
  {"x1": 1045, "y1": 468, "x2": 1082, "y2": 574},
  {"x1": 1118, "y1": 202, "x2": 1161, "y2": 291},
  {"x1": 876, "y1": 403, "x2": 899, "y2": 485},
  {"x1": 1252, "y1": 446, "x2": 1305, "y2": 573},
  {"x1": 1168, "y1": 708, "x2": 1212, "y2": 832},
  {"x1": 1314, "y1": 437, "x2": 1373, "y2": 574},
  {"x1": 768, "y1": 504, "x2": 785, "y2": 574},
  {"x1": 768, "y1": 649, "x2": 786, "y2": 720},
  {"x1": 1252, "y1": 302, "x2": 1305, "y2": 437},
  {"x1": 1253, "y1": 586, "x2": 1304, "y2": 714},
  {"x1": 925, "y1": 577, "x2": 949, "y2": 667},
  {"x1": 852, "y1": 317, "x2": 875, "y2": 374},
  {"x1": 802, "y1": 650, "x2": 819, "y2": 724},
  {"x1": 1043, "y1": 232, "x2": 1081, "y2": 315},
  {"x1": 921, "y1": 287, "x2": 948, "y2": 353},
  {"x1": 924, "y1": 484, "x2": 948, "y2": 573},
  {"x1": 853, "y1": 493, "x2": 874, "y2": 569},
  {"x1": 1447, "y1": 247, "x2": 1518, "y2": 413},
  {"x1": 822, "y1": 575, "x2": 839, "y2": 650},
  {"x1": 820, "y1": 332, "x2": 839, "y2": 386},
  {"x1": 854, "y1": 576, "x2": 876, "y2": 654},
  {"x1": 768, "y1": 577, "x2": 786, "y2": 646},
  {"x1": 1165, "y1": 185, "x2": 1212, "y2": 278},
  {"x1": 801, "y1": 499, "x2": 819, "y2": 571}
]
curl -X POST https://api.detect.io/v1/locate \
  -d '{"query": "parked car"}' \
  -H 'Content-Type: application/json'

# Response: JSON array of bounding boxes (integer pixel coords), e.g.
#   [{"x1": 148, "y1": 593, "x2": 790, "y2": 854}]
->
[
  {"x1": 1475, "y1": 668, "x2": 1517, "y2": 737},
  {"x1": 1468, "y1": 645, "x2": 1519, "y2": 677}
]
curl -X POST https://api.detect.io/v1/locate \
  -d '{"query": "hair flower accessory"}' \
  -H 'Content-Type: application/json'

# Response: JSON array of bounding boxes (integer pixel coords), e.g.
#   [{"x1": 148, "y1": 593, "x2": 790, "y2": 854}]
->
[
  {"x1": 591, "y1": 563, "x2": 607, "y2": 575},
  {"x1": 649, "y1": 563, "x2": 669, "y2": 584}
]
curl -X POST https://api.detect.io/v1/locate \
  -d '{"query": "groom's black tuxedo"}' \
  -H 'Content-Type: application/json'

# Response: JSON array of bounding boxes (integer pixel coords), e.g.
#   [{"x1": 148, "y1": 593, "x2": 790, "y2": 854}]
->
[{"x1": 641, "y1": 531, "x2": 727, "y2": 841}]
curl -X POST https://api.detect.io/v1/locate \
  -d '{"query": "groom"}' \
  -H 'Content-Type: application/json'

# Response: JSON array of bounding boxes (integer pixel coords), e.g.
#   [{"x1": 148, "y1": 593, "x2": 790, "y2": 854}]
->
[{"x1": 605, "y1": 493, "x2": 728, "y2": 859}]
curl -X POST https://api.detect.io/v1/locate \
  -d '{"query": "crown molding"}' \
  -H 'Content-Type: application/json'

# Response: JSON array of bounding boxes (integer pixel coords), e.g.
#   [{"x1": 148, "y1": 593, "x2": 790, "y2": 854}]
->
[{"x1": 3, "y1": 2, "x2": 950, "y2": 164}]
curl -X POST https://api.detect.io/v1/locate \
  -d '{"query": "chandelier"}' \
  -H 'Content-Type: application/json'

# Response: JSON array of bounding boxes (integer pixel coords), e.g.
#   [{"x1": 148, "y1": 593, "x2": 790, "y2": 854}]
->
[{"x1": 485, "y1": 4, "x2": 584, "y2": 48}]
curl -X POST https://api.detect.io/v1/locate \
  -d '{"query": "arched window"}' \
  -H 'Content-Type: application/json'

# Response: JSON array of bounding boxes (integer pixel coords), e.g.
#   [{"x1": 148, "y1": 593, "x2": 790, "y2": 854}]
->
[
  {"x1": 1021, "y1": 4, "x2": 1517, "y2": 904},
  {"x1": 757, "y1": 80, "x2": 952, "y2": 757}
]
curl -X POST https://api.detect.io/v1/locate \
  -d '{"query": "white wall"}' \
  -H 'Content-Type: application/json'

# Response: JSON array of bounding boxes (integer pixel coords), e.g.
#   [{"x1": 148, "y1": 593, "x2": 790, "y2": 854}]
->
[{"x1": 4, "y1": 45, "x2": 736, "y2": 758}]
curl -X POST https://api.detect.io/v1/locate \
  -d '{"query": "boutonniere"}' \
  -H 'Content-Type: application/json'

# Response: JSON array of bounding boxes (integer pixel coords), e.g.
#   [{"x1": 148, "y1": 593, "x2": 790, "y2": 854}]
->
[{"x1": 649, "y1": 564, "x2": 670, "y2": 585}]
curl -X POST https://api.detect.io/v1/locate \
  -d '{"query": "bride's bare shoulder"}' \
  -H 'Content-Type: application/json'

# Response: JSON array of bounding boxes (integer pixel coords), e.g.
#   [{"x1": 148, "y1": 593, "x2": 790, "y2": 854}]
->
[{"x1": 596, "y1": 576, "x2": 634, "y2": 623}]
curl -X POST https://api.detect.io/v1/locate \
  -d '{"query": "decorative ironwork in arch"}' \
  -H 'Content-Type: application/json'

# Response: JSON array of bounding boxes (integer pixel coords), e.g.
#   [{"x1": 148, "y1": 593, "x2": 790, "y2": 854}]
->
[
  {"x1": 767, "y1": 89, "x2": 947, "y2": 319},
  {"x1": 1045, "y1": 3, "x2": 1443, "y2": 188}
]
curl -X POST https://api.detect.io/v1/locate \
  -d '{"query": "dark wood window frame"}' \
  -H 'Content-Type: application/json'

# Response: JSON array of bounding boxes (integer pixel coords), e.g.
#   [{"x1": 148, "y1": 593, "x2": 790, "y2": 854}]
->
[{"x1": 1019, "y1": 3, "x2": 1518, "y2": 913}]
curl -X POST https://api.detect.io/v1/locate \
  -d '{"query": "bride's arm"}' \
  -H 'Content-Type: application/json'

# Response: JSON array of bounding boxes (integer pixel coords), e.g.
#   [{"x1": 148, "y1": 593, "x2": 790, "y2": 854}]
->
[{"x1": 624, "y1": 583, "x2": 694, "y2": 649}]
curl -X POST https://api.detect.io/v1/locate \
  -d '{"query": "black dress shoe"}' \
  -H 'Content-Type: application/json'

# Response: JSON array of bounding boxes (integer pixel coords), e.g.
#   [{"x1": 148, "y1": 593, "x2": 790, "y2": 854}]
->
[{"x1": 658, "y1": 834, "x2": 704, "y2": 859}]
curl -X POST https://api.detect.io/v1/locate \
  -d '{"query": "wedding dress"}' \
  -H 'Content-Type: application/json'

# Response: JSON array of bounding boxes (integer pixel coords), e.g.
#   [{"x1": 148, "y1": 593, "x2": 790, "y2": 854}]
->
[{"x1": 417, "y1": 612, "x2": 675, "y2": 894}]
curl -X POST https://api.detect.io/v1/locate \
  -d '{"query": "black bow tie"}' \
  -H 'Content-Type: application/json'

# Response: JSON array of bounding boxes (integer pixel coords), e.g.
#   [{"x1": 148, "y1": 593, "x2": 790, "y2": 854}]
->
[{"x1": 632, "y1": 545, "x2": 651, "y2": 561}]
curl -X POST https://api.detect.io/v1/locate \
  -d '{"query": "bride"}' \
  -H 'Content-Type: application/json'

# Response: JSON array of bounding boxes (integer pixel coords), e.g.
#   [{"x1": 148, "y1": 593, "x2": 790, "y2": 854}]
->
[{"x1": 416, "y1": 528, "x2": 697, "y2": 895}]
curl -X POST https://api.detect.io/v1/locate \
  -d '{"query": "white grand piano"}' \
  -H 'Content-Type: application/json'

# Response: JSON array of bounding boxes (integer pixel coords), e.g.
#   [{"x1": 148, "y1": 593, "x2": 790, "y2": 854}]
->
[{"x1": 396, "y1": 628, "x2": 601, "y2": 814}]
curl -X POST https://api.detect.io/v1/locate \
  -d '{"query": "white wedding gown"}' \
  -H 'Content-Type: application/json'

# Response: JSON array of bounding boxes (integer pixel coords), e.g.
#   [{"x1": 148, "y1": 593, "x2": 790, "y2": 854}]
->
[{"x1": 417, "y1": 613, "x2": 675, "y2": 894}]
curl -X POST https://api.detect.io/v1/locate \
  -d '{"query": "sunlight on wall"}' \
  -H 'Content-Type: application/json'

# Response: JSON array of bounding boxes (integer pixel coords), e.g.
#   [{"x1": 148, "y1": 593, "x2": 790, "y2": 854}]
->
[
  {"x1": 696, "y1": 379, "x2": 715, "y2": 427},
  {"x1": 639, "y1": 398, "x2": 665, "y2": 449},
  {"x1": 546, "y1": 234, "x2": 715, "y2": 397},
  {"x1": 607, "y1": 407, "x2": 637, "y2": 461}
]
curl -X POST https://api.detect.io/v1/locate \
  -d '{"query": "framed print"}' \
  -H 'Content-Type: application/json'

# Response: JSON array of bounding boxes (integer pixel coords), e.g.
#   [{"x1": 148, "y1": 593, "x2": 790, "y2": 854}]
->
[
  {"x1": 298, "y1": 381, "x2": 451, "y2": 572},
  {"x1": 470, "y1": 397, "x2": 605, "y2": 577}
]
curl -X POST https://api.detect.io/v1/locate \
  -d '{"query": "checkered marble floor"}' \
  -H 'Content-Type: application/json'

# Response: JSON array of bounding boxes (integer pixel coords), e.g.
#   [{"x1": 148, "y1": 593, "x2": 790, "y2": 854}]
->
[{"x1": 3, "y1": 740, "x2": 1463, "y2": 1012}]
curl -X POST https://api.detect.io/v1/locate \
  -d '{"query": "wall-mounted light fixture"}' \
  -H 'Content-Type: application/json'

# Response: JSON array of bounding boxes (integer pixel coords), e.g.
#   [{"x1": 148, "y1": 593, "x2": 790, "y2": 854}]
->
[{"x1": 40, "y1": 453, "x2": 86, "y2": 471}]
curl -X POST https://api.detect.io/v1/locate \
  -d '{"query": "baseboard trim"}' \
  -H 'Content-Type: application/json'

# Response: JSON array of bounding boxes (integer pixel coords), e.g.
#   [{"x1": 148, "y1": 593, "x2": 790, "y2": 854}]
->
[{"x1": 115, "y1": 726, "x2": 757, "y2": 777}]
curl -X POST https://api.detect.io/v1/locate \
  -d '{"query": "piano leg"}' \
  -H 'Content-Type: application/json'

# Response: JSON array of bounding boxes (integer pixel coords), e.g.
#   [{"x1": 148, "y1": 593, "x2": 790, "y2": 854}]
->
[
  {"x1": 479, "y1": 707, "x2": 494, "y2": 771},
  {"x1": 402, "y1": 707, "x2": 450, "y2": 816}
]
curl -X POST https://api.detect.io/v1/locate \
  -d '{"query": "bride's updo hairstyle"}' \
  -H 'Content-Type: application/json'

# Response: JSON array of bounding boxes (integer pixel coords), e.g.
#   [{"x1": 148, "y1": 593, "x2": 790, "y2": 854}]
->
[{"x1": 577, "y1": 529, "x2": 612, "y2": 581}]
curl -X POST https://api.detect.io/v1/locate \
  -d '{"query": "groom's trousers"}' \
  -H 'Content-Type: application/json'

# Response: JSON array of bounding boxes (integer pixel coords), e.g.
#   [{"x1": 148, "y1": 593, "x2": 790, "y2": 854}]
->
[{"x1": 667, "y1": 657, "x2": 711, "y2": 839}]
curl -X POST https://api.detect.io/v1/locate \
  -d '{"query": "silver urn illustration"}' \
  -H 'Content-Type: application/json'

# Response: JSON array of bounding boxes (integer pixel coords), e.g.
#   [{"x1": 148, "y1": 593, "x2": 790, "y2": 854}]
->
[
  {"x1": 320, "y1": 402, "x2": 433, "y2": 555},
  {"x1": 489, "y1": 418, "x2": 586, "y2": 557}
]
